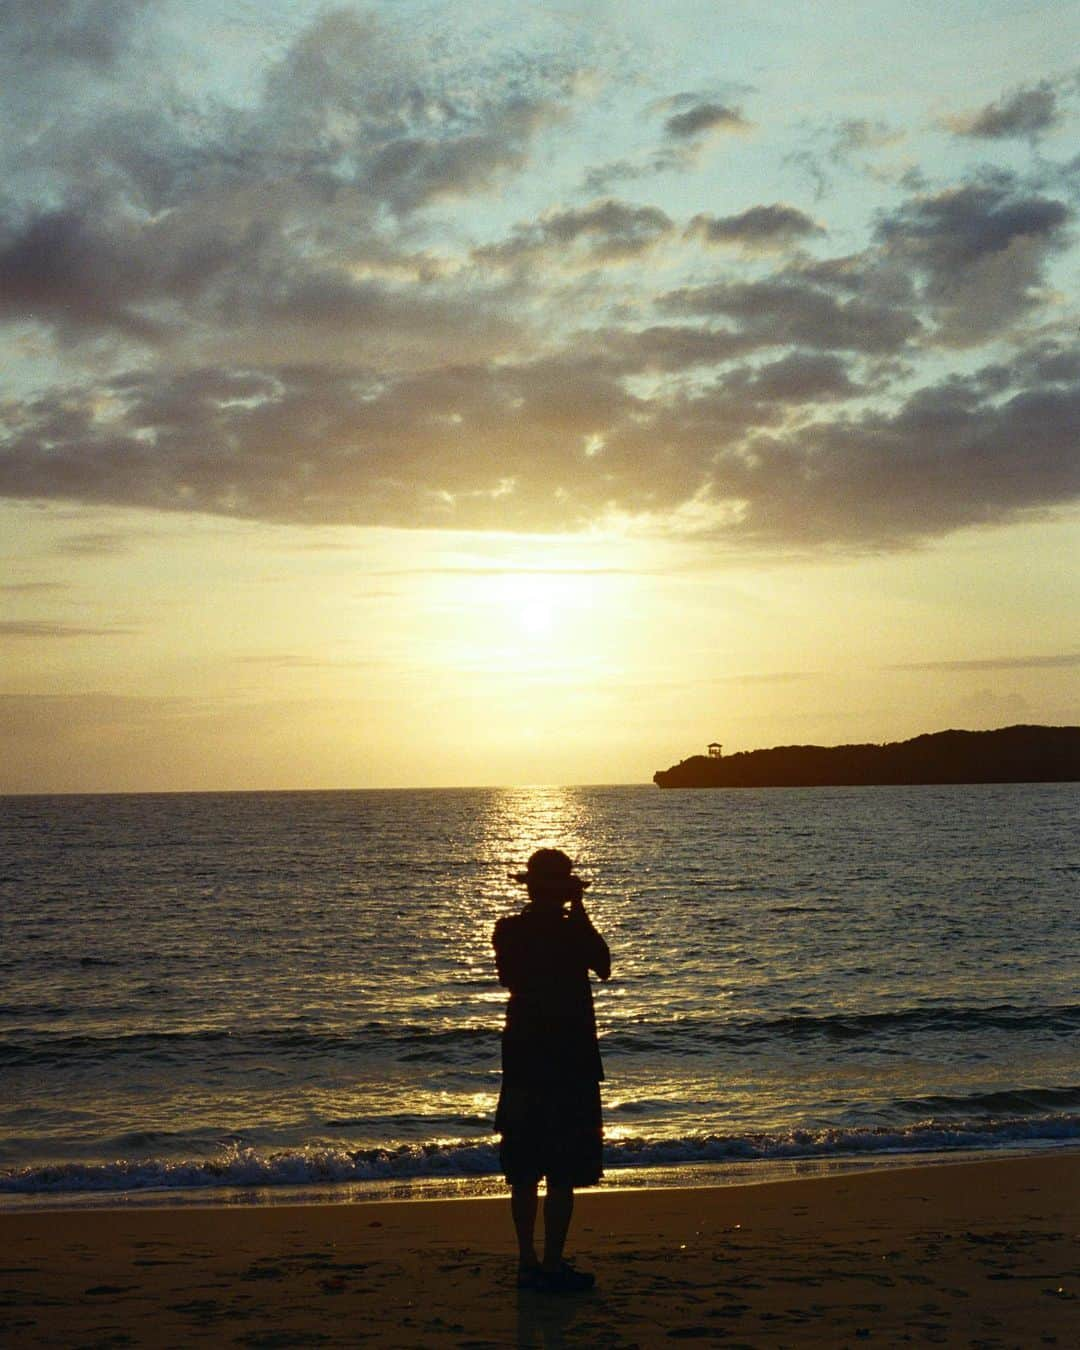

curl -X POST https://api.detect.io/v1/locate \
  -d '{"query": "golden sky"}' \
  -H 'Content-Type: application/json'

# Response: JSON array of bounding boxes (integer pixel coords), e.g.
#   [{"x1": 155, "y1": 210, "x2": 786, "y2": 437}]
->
[{"x1": 2, "y1": 1, "x2": 1078, "y2": 790}]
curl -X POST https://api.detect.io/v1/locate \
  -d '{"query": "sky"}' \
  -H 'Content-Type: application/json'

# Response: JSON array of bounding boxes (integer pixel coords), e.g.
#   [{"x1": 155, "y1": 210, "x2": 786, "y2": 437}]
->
[{"x1": 2, "y1": 0, "x2": 1078, "y2": 792}]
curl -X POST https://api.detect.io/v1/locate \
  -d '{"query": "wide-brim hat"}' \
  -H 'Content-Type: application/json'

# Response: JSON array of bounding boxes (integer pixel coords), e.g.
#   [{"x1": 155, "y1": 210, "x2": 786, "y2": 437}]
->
[{"x1": 511, "y1": 847, "x2": 589, "y2": 886}]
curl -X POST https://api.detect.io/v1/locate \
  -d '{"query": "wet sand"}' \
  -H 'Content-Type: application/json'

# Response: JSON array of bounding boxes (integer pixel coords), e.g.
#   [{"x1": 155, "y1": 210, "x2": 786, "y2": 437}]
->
[{"x1": 1, "y1": 1151, "x2": 1077, "y2": 1347}]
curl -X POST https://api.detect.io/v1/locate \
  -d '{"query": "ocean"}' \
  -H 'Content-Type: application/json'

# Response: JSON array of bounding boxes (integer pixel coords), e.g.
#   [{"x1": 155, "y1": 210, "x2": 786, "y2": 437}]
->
[{"x1": 2, "y1": 783, "x2": 1077, "y2": 1208}]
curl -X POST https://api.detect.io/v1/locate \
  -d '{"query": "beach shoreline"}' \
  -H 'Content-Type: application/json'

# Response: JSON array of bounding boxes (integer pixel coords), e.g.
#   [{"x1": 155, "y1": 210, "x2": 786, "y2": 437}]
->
[
  {"x1": 3, "y1": 1139, "x2": 1077, "y2": 1215},
  {"x1": 2, "y1": 1148, "x2": 1076, "y2": 1346}
]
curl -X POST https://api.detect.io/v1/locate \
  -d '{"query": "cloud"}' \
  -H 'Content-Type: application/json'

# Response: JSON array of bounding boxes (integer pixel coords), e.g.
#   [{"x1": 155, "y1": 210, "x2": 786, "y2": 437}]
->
[
  {"x1": 721, "y1": 352, "x2": 861, "y2": 403},
  {"x1": 875, "y1": 176, "x2": 1073, "y2": 344},
  {"x1": 4, "y1": 335, "x2": 1076, "y2": 550},
  {"x1": 0, "y1": 8, "x2": 580, "y2": 348},
  {"x1": 54, "y1": 531, "x2": 135, "y2": 556},
  {"x1": 659, "y1": 277, "x2": 921, "y2": 353},
  {"x1": 708, "y1": 670, "x2": 820, "y2": 685},
  {"x1": 1, "y1": 8, "x2": 1079, "y2": 560},
  {"x1": 3, "y1": 0, "x2": 148, "y2": 75},
  {"x1": 784, "y1": 117, "x2": 910, "y2": 199},
  {"x1": 0, "y1": 199, "x2": 516, "y2": 359},
  {"x1": 0, "y1": 581, "x2": 69, "y2": 594},
  {"x1": 0, "y1": 620, "x2": 137, "y2": 638},
  {"x1": 686, "y1": 204, "x2": 824, "y2": 251},
  {"x1": 236, "y1": 652, "x2": 384, "y2": 670},
  {"x1": 946, "y1": 81, "x2": 1060, "y2": 140},
  {"x1": 474, "y1": 199, "x2": 673, "y2": 269},
  {"x1": 587, "y1": 324, "x2": 754, "y2": 372},
  {"x1": 662, "y1": 100, "x2": 750, "y2": 140},
  {"x1": 363, "y1": 95, "x2": 568, "y2": 215},
  {"x1": 830, "y1": 118, "x2": 905, "y2": 159},
  {"x1": 373, "y1": 565, "x2": 653, "y2": 577},
  {"x1": 698, "y1": 375, "x2": 1080, "y2": 548},
  {"x1": 887, "y1": 653, "x2": 1080, "y2": 672},
  {"x1": 579, "y1": 157, "x2": 652, "y2": 194},
  {"x1": 0, "y1": 205, "x2": 256, "y2": 342}
]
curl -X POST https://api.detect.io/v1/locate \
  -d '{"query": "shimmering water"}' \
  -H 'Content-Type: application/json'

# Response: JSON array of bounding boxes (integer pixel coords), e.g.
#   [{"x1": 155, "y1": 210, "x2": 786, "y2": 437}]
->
[{"x1": 1, "y1": 783, "x2": 1077, "y2": 1203}]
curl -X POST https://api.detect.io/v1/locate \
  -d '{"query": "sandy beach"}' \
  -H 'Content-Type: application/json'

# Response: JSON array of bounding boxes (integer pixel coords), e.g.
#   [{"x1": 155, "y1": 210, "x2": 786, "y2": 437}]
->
[{"x1": 1, "y1": 1152, "x2": 1077, "y2": 1348}]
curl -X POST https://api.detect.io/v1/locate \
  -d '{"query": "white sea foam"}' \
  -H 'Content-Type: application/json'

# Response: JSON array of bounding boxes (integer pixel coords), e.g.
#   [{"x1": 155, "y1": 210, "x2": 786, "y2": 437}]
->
[{"x1": 3, "y1": 1115, "x2": 1079, "y2": 1198}]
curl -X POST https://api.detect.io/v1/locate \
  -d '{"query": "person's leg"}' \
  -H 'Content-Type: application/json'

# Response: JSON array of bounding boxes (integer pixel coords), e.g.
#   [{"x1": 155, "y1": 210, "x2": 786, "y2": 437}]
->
[
  {"x1": 510, "y1": 1182, "x2": 540, "y2": 1270},
  {"x1": 541, "y1": 1183, "x2": 574, "y2": 1271}
]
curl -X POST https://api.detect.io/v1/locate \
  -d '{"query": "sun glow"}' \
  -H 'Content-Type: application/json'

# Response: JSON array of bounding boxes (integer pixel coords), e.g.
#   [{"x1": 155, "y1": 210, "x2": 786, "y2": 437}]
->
[{"x1": 498, "y1": 573, "x2": 568, "y2": 640}]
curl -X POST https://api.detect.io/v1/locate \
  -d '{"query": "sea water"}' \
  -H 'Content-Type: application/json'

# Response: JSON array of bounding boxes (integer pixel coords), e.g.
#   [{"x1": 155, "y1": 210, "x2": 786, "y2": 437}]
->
[{"x1": 1, "y1": 783, "x2": 1077, "y2": 1207}]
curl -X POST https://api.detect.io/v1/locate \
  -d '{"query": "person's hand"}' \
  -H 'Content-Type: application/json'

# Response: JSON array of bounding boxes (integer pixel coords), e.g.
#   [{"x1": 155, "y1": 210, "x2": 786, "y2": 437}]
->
[{"x1": 566, "y1": 874, "x2": 587, "y2": 913}]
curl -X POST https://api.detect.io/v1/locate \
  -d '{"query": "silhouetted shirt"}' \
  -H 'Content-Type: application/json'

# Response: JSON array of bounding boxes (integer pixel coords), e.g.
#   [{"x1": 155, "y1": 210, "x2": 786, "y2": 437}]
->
[{"x1": 493, "y1": 905, "x2": 610, "y2": 1085}]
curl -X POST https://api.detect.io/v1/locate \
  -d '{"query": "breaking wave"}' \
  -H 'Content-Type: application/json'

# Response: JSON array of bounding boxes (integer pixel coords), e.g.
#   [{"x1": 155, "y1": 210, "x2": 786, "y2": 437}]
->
[{"x1": 4, "y1": 1113, "x2": 1077, "y2": 1198}]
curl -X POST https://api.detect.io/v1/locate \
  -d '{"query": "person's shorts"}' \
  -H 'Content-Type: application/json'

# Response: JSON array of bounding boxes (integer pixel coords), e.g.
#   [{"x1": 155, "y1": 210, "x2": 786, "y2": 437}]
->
[{"x1": 495, "y1": 1077, "x2": 603, "y2": 1187}]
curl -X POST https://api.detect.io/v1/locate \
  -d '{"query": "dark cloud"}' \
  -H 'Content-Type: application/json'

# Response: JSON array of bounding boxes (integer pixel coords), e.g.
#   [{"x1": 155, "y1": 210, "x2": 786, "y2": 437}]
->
[
  {"x1": 0, "y1": 200, "x2": 515, "y2": 357},
  {"x1": 686, "y1": 204, "x2": 823, "y2": 250},
  {"x1": 663, "y1": 101, "x2": 750, "y2": 140},
  {"x1": 659, "y1": 278, "x2": 922, "y2": 353},
  {"x1": 2, "y1": 345, "x2": 1076, "y2": 549},
  {"x1": 947, "y1": 81, "x2": 1059, "y2": 140},
  {"x1": 703, "y1": 376, "x2": 1080, "y2": 547},
  {"x1": 722, "y1": 352, "x2": 861, "y2": 403},
  {"x1": 3, "y1": 0, "x2": 148, "y2": 75},
  {"x1": 0, "y1": 358, "x2": 638, "y2": 530},
  {"x1": 877, "y1": 179, "x2": 1070, "y2": 271},
  {"x1": 1011, "y1": 338, "x2": 1080, "y2": 387},
  {"x1": 780, "y1": 253, "x2": 916, "y2": 305},
  {"x1": 475, "y1": 199, "x2": 673, "y2": 268},
  {"x1": 363, "y1": 96, "x2": 567, "y2": 215},
  {"x1": 584, "y1": 325, "x2": 754, "y2": 373},
  {"x1": 875, "y1": 177, "x2": 1073, "y2": 343},
  {"x1": 0, "y1": 205, "x2": 257, "y2": 342},
  {"x1": 535, "y1": 201, "x2": 671, "y2": 248}
]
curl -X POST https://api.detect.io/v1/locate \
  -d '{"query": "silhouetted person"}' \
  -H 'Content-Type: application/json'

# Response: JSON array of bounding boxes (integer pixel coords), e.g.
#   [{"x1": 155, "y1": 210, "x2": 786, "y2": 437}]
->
[{"x1": 493, "y1": 848, "x2": 611, "y2": 1293}]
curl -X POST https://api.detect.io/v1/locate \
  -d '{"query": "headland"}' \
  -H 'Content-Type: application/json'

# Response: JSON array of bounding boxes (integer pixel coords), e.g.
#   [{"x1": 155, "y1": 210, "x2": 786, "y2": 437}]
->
[{"x1": 653, "y1": 724, "x2": 1080, "y2": 788}]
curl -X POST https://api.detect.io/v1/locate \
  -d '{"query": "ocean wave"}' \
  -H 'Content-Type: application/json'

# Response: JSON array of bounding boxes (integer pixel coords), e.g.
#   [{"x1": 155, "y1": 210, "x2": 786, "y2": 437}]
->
[
  {"x1": 3, "y1": 1114, "x2": 1078, "y2": 1197},
  {"x1": 4, "y1": 1002, "x2": 1078, "y2": 1069},
  {"x1": 601, "y1": 1003, "x2": 1080, "y2": 1054},
  {"x1": 893, "y1": 1085, "x2": 1080, "y2": 1115},
  {"x1": 0, "y1": 1022, "x2": 497, "y2": 1069}
]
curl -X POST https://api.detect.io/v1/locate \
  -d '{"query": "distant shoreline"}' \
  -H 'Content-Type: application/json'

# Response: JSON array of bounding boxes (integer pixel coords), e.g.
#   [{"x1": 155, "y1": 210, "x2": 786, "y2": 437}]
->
[{"x1": 654, "y1": 724, "x2": 1080, "y2": 788}]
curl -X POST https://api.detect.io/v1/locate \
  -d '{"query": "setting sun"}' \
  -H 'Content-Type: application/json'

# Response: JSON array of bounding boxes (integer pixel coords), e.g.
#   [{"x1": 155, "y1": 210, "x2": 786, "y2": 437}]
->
[{"x1": 497, "y1": 573, "x2": 576, "y2": 641}]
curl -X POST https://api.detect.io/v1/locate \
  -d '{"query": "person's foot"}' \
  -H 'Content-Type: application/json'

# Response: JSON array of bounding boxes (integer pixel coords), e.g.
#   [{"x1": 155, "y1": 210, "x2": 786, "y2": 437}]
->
[
  {"x1": 516, "y1": 1263, "x2": 541, "y2": 1289},
  {"x1": 535, "y1": 1261, "x2": 595, "y2": 1293}
]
